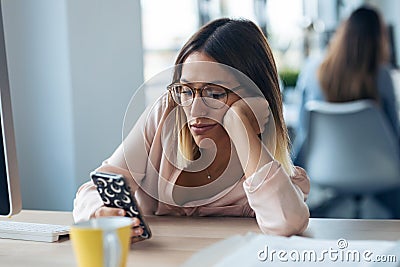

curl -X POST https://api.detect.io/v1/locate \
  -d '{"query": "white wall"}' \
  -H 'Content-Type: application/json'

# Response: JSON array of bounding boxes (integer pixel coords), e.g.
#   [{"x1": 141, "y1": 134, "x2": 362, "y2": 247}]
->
[
  {"x1": 66, "y1": 0, "x2": 145, "y2": 192},
  {"x1": 2, "y1": 0, "x2": 144, "y2": 211}
]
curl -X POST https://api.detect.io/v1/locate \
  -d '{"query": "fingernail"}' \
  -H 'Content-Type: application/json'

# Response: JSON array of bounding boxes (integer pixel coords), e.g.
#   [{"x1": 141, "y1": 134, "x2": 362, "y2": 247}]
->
[{"x1": 118, "y1": 210, "x2": 125, "y2": 216}]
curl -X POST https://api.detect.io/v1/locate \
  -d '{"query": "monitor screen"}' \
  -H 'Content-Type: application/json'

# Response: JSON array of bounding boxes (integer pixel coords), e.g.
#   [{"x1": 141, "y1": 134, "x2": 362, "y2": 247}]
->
[{"x1": 0, "y1": 2, "x2": 21, "y2": 216}]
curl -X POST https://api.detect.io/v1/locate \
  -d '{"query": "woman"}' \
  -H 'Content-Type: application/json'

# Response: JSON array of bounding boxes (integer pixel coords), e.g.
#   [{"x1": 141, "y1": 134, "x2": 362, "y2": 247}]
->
[
  {"x1": 293, "y1": 6, "x2": 400, "y2": 218},
  {"x1": 73, "y1": 18, "x2": 310, "y2": 240},
  {"x1": 293, "y1": 6, "x2": 399, "y2": 163}
]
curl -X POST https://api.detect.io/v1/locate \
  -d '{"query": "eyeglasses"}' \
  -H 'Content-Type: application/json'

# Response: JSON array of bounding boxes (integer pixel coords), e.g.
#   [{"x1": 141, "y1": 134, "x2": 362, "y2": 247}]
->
[{"x1": 167, "y1": 82, "x2": 241, "y2": 109}]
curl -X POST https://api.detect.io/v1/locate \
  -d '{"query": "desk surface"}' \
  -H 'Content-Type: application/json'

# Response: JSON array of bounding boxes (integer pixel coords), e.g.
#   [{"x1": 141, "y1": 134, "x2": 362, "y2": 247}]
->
[{"x1": 1, "y1": 210, "x2": 400, "y2": 267}]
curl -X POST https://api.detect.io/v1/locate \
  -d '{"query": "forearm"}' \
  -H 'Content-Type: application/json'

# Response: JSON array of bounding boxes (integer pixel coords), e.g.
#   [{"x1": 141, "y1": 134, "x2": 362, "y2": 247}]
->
[
  {"x1": 73, "y1": 181, "x2": 104, "y2": 222},
  {"x1": 224, "y1": 110, "x2": 273, "y2": 178},
  {"x1": 73, "y1": 162, "x2": 142, "y2": 222},
  {"x1": 243, "y1": 163, "x2": 310, "y2": 236}
]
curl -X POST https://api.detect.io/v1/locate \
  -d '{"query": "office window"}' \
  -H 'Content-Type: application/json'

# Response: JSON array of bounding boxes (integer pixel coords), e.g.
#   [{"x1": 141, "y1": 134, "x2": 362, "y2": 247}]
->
[
  {"x1": 266, "y1": 0, "x2": 303, "y2": 70},
  {"x1": 141, "y1": 0, "x2": 198, "y2": 81},
  {"x1": 141, "y1": 0, "x2": 303, "y2": 103}
]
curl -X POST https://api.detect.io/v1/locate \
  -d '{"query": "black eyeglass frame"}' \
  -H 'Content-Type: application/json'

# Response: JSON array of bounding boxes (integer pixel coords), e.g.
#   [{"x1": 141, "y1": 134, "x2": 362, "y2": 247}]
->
[{"x1": 167, "y1": 82, "x2": 242, "y2": 109}]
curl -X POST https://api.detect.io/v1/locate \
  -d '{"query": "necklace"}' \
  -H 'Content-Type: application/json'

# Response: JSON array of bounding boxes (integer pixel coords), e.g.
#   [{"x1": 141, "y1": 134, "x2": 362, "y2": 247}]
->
[{"x1": 205, "y1": 168, "x2": 212, "y2": 179}]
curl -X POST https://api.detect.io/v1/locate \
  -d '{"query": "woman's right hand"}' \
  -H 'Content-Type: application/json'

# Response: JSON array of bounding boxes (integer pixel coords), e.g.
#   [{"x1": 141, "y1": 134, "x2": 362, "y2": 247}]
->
[
  {"x1": 93, "y1": 206, "x2": 144, "y2": 243},
  {"x1": 224, "y1": 97, "x2": 270, "y2": 135}
]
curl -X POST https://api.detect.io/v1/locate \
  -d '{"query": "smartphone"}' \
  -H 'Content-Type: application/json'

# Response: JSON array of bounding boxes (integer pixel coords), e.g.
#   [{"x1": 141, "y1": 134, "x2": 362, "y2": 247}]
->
[{"x1": 90, "y1": 171, "x2": 152, "y2": 240}]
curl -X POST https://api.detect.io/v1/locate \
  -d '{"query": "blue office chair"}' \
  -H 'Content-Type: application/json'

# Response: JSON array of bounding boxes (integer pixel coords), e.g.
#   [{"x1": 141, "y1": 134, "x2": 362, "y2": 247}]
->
[{"x1": 300, "y1": 100, "x2": 400, "y2": 218}]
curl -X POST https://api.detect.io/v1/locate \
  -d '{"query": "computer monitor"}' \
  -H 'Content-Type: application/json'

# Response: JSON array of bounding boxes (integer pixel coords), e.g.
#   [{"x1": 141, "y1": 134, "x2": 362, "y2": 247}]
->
[{"x1": 0, "y1": 2, "x2": 21, "y2": 216}]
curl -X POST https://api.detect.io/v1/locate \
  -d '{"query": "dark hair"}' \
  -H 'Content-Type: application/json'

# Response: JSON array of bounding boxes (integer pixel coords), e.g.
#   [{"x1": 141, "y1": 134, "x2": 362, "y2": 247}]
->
[
  {"x1": 173, "y1": 18, "x2": 294, "y2": 174},
  {"x1": 318, "y1": 6, "x2": 389, "y2": 102}
]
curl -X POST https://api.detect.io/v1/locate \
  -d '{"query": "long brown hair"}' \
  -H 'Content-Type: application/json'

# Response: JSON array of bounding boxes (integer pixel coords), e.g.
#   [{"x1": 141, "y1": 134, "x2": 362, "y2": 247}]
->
[
  {"x1": 318, "y1": 6, "x2": 389, "y2": 102},
  {"x1": 172, "y1": 18, "x2": 294, "y2": 175}
]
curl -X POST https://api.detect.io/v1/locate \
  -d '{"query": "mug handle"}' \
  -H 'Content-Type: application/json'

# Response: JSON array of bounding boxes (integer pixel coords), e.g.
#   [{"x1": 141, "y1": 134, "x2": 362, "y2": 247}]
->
[{"x1": 104, "y1": 230, "x2": 121, "y2": 267}]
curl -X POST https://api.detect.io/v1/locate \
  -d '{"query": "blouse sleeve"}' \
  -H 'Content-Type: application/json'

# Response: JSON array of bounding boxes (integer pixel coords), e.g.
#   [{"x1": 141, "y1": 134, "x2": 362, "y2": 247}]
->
[
  {"x1": 243, "y1": 161, "x2": 310, "y2": 236},
  {"x1": 73, "y1": 97, "x2": 167, "y2": 222}
]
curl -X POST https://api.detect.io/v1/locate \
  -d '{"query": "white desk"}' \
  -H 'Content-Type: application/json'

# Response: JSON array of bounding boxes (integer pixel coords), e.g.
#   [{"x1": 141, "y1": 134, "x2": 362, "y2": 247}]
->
[{"x1": 1, "y1": 210, "x2": 400, "y2": 267}]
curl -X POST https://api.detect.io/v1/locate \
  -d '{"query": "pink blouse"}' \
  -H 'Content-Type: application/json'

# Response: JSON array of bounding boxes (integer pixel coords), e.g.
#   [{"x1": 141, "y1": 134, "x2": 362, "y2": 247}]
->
[{"x1": 73, "y1": 95, "x2": 310, "y2": 236}]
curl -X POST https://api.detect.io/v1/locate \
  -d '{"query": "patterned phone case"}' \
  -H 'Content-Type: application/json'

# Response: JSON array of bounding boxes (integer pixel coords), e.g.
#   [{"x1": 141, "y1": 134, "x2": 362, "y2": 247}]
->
[{"x1": 91, "y1": 171, "x2": 152, "y2": 239}]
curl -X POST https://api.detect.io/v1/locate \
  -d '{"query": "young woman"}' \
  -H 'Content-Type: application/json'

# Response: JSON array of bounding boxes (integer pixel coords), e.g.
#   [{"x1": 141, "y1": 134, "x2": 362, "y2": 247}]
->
[
  {"x1": 73, "y1": 18, "x2": 310, "y2": 240},
  {"x1": 294, "y1": 6, "x2": 399, "y2": 163},
  {"x1": 293, "y1": 6, "x2": 400, "y2": 218}
]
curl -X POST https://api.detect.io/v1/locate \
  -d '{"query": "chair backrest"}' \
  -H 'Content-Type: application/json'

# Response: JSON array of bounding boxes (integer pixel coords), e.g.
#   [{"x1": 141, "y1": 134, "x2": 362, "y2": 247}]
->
[{"x1": 302, "y1": 100, "x2": 400, "y2": 194}]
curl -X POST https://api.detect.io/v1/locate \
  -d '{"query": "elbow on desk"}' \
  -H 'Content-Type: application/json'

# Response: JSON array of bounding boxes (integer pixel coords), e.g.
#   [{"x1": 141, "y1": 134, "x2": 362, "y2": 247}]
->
[{"x1": 257, "y1": 209, "x2": 310, "y2": 237}]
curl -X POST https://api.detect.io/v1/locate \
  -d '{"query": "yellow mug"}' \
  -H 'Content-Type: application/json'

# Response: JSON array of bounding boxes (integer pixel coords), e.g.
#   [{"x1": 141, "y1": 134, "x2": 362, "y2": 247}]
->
[{"x1": 70, "y1": 217, "x2": 132, "y2": 267}]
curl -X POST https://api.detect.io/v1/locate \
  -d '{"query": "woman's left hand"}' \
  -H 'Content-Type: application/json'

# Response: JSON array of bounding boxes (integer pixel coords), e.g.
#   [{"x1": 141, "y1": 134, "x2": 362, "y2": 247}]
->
[{"x1": 226, "y1": 97, "x2": 270, "y2": 135}]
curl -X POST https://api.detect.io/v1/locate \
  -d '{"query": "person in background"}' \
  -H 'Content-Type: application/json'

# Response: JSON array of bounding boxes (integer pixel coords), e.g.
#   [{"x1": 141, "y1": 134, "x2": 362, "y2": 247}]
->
[
  {"x1": 293, "y1": 5, "x2": 399, "y2": 217},
  {"x1": 73, "y1": 18, "x2": 310, "y2": 242}
]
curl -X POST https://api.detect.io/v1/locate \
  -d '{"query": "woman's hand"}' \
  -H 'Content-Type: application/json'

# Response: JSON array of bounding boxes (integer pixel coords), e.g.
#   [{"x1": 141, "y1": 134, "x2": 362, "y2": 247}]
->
[
  {"x1": 93, "y1": 206, "x2": 144, "y2": 243},
  {"x1": 222, "y1": 97, "x2": 273, "y2": 178},
  {"x1": 225, "y1": 97, "x2": 270, "y2": 135}
]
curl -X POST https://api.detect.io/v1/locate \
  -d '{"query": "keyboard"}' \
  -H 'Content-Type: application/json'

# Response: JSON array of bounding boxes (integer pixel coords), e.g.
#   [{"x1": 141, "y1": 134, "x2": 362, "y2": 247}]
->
[{"x1": 0, "y1": 221, "x2": 70, "y2": 242}]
